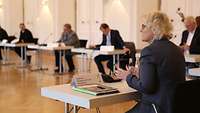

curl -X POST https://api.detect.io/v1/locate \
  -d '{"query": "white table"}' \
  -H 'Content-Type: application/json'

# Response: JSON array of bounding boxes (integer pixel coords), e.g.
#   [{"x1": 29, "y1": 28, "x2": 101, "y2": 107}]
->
[
  {"x1": 28, "y1": 45, "x2": 73, "y2": 74},
  {"x1": 72, "y1": 48, "x2": 126, "y2": 73},
  {"x1": 184, "y1": 54, "x2": 200, "y2": 63},
  {"x1": 0, "y1": 43, "x2": 31, "y2": 67},
  {"x1": 41, "y1": 81, "x2": 137, "y2": 113},
  {"x1": 188, "y1": 68, "x2": 200, "y2": 77}
]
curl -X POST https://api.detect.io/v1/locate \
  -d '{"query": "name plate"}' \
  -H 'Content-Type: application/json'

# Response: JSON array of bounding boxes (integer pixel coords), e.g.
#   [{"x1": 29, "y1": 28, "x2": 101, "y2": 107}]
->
[
  {"x1": 100, "y1": 46, "x2": 114, "y2": 52},
  {"x1": 71, "y1": 74, "x2": 102, "y2": 88}
]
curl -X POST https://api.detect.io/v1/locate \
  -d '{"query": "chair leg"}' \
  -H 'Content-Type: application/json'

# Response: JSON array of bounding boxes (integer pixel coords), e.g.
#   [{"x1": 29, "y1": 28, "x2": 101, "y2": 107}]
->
[
  {"x1": 152, "y1": 104, "x2": 158, "y2": 113},
  {"x1": 96, "y1": 107, "x2": 101, "y2": 113}
]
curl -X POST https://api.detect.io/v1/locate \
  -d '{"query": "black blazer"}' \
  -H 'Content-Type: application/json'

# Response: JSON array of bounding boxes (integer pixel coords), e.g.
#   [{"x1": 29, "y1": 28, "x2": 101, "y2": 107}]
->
[
  {"x1": 19, "y1": 29, "x2": 34, "y2": 43},
  {"x1": 96, "y1": 30, "x2": 124, "y2": 49},
  {"x1": 0, "y1": 28, "x2": 8, "y2": 41},
  {"x1": 180, "y1": 26, "x2": 200, "y2": 54},
  {"x1": 126, "y1": 38, "x2": 185, "y2": 113}
]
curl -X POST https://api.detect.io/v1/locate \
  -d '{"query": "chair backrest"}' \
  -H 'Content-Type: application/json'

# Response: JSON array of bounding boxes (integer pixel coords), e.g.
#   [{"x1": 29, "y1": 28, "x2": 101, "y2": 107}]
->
[
  {"x1": 79, "y1": 39, "x2": 87, "y2": 48},
  {"x1": 124, "y1": 42, "x2": 136, "y2": 66},
  {"x1": 124, "y1": 42, "x2": 136, "y2": 55},
  {"x1": 173, "y1": 79, "x2": 200, "y2": 113},
  {"x1": 32, "y1": 38, "x2": 38, "y2": 44}
]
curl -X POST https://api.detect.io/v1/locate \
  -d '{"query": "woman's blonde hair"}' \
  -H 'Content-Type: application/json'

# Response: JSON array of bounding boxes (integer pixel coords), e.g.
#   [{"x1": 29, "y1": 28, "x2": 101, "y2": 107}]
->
[{"x1": 144, "y1": 12, "x2": 173, "y2": 40}]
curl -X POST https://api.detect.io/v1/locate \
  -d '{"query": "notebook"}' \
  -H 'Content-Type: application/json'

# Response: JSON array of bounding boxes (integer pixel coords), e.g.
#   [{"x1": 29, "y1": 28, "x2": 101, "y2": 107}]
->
[
  {"x1": 72, "y1": 84, "x2": 119, "y2": 96},
  {"x1": 71, "y1": 74, "x2": 120, "y2": 96}
]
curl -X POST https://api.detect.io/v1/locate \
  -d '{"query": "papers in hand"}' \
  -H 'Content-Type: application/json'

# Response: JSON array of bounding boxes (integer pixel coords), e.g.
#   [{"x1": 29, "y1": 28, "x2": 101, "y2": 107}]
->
[
  {"x1": 11, "y1": 38, "x2": 19, "y2": 44},
  {"x1": 100, "y1": 46, "x2": 114, "y2": 52},
  {"x1": 71, "y1": 74, "x2": 119, "y2": 96},
  {"x1": 0, "y1": 39, "x2": 8, "y2": 44}
]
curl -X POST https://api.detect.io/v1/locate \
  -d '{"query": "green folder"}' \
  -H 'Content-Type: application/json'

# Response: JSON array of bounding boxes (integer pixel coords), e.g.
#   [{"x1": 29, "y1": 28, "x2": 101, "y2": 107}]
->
[{"x1": 72, "y1": 85, "x2": 119, "y2": 96}]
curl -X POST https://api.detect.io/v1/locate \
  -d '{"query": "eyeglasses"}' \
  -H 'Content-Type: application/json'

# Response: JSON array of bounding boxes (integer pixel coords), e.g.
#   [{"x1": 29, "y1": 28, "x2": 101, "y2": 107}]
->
[{"x1": 140, "y1": 24, "x2": 147, "y2": 32}]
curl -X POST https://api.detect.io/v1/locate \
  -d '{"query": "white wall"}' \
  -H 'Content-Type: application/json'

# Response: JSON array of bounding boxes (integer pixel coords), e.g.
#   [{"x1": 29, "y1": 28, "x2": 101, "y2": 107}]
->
[
  {"x1": 77, "y1": 0, "x2": 159, "y2": 49},
  {"x1": 0, "y1": 0, "x2": 75, "y2": 43},
  {"x1": 103, "y1": 0, "x2": 131, "y2": 42},
  {"x1": 136, "y1": 0, "x2": 159, "y2": 48},
  {"x1": 0, "y1": 0, "x2": 23, "y2": 37},
  {"x1": 24, "y1": 0, "x2": 76, "y2": 43},
  {"x1": 104, "y1": 0, "x2": 158, "y2": 48},
  {"x1": 0, "y1": 0, "x2": 159, "y2": 49},
  {"x1": 76, "y1": 0, "x2": 103, "y2": 47}
]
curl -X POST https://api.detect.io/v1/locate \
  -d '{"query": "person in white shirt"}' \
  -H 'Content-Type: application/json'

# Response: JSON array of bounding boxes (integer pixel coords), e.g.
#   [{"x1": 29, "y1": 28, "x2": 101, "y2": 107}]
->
[{"x1": 179, "y1": 16, "x2": 200, "y2": 54}]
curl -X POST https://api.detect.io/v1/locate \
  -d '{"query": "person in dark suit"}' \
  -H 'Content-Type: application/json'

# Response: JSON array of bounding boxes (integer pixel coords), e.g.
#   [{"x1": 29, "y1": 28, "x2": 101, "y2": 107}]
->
[
  {"x1": 116, "y1": 12, "x2": 185, "y2": 113},
  {"x1": 0, "y1": 26, "x2": 9, "y2": 61},
  {"x1": 92, "y1": 23, "x2": 125, "y2": 74},
  {"x1": 15, "y1": 23, "x2": 34, "y2": 64},
  {"x1": 55, "y1": 24, "x2": 80, "y2": 73},
  {"x1": 196, "y1": 16, "x2": 200, "y2": 27},
  {"x1": 180, "y1": 16, "x2": 200, "y2": 54}
]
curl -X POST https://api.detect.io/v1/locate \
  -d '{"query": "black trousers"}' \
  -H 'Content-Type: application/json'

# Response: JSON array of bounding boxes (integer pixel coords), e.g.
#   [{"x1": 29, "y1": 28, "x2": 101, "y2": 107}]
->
[
  {"x1": 55, "y1": 50, "x2": 75, "y2": 71},
  {"x1": 94, "y1": 55, "x2": 113, "y2": 74},
  {"x1": 15, "y1": 47, "x2": 31, "y2": 63}
]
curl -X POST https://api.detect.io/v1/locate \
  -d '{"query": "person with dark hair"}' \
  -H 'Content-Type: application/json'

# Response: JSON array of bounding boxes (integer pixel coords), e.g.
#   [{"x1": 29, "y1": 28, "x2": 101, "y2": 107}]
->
[
  {"x1": 196, "y1": 16, "x2": 200, "y2": 27},
  {"x1": 91, "y1": 23, "x2": 125, "y2": 74},
  {"x1": 55, "y1": 23, "x2": 80, "y2": 73},
  {"x1": 15, "y1": 23, "x2": 34, "y2": 64},
  {"x1": 0, "y1": 26, "x2": 9, "y2": 61}
]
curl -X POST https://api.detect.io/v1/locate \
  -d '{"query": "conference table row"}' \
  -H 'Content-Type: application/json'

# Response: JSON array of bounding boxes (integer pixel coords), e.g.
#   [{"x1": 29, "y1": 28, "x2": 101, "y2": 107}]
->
[
  {"x1": 0, "y1": 43, "x2": 125, "y2": 74},
  {"x1": 1, "y1": 42, "x2": 200, "y2": 76}
]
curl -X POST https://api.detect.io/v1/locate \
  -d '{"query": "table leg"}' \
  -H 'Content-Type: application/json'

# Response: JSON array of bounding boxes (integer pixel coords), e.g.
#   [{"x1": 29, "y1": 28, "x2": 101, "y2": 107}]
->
[
  {"x1": 96, "y1": 107, "x2": 101, "y2": 113},
  {"x1": 24, "y1": 47, "x2": 27, "y2": 64},
  {"x1": 80, "y1": 53, "x2": 84, "y2": 72},
  {"x1": 2, "y1": 46, "x2": 14, "y2": 65},
  {"x1": 37, "y1": 50, "x2": 41, "y2": 69},
  {"x1": 117, "y1": 54, "x2": 120, "y2": 66},
  {"x1": 20, "y1": 46, "x2": 24, "y2": 67},
  {"x1": 59, "y1": 50, "x2": 62, "y2": 74},
  {"x1": 73, "y1": 105, "x2": 78, "y2": 113},
  {"x1": 63, "y1": 50, "x2": 66, "y2": 73},
  {"x1": 84, "y1": 54, "x2": 87, "y2": 72},
  {"x1": 113, "y1": 55, "x2": 116, "y2": 73},
  {"x1": 64, "y1": 103, "x2": 69, "y2": 113},
  {"x1": 2, "y1": 46, "x2": 7, "y2": 64},
  {"x1": 88, "y1": 54, "x2": 91, "y2": 72}
]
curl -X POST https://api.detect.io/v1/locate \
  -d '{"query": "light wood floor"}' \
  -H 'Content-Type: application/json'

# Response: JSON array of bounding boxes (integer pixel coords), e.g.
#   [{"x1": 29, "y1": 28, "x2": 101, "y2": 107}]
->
[{"x1": 0, "y1": 51, "x2": 136, "y2": 113}]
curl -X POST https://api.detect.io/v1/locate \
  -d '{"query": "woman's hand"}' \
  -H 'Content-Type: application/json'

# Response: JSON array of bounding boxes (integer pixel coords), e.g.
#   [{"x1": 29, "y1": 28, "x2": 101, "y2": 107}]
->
[{"x1": 115, "y1": 65, "x2": 138, "y2": 80}]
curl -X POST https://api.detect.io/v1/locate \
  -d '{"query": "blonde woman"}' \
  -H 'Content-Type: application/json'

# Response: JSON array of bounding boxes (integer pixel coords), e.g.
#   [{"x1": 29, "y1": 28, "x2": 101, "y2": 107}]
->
[{"x1": 115, "y1": 12, "x2": 185, "y2": 113}]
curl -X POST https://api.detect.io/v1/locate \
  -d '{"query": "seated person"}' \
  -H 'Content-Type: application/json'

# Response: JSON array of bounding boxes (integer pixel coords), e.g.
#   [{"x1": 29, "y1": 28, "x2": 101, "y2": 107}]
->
[
  {"x1": 15, "y1": 23, "x2": 34, "y2": 64},
  {"x1": 91, "y1": 23, "x2": 125, "y2": 75},
  {"x1": 0, "y1": 26, "x2": 9, "y2": 61},
  {"x1": 180, "y1": 16, "x2": 200, "y2": 54},
  {"x1": 116, "y1": 12, "x2": 185, "y2": 113},
  {"x1": 55, "y1": 24, "x2": 80, "y2": 73},
  {"x1": 196, "y1": 16, "x2": 200, "y2": 27}
]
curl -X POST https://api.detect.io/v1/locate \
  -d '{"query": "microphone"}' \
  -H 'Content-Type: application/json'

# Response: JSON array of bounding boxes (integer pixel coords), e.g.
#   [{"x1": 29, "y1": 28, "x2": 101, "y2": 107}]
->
[{"x1": 39, "y1": 33, "x2": 53, "y2": 46}]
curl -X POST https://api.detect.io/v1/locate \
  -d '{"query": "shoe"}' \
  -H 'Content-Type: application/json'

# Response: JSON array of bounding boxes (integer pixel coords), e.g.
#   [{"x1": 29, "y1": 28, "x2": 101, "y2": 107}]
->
[
  {"x1": 101, "y1": 74, "x2": 122, "y2": 83},
  {"x1": 68, "y1": 69, "x2": 75, "y2": 73},
  {"x1": 54, "y1": 69, "x2": 59, "y2": 73},
  {"x1": 54, "y1": 68, "x2": 63, "y2": 73},
  {"x1": 27, "y1": 56, "x2": 31, "y2": 64}
]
